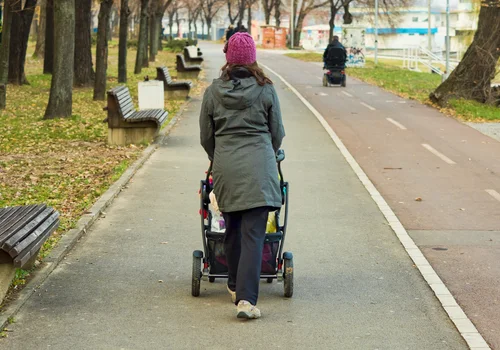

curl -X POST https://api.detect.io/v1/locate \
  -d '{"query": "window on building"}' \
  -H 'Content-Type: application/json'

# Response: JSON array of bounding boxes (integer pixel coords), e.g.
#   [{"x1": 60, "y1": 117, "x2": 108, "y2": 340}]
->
[{"x1": 412, "y1": 17, "x2": 419, "y2": 22}]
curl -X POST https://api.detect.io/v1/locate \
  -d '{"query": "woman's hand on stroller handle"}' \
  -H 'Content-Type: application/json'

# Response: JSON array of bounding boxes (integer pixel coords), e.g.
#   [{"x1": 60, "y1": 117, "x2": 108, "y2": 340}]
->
[{"x1": 276, "y1": 149, "x2": 285, "y2": 163}]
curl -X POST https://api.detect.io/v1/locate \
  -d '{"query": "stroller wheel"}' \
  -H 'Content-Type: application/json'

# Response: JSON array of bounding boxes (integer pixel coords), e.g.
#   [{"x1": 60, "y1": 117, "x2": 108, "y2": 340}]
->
[
  {"x1": 267, "y1": 278, "x2": 273, "y2": 284},
  {"x1": 209, "y1": 276, "x2": 215, "y2": 283},
  {"x1": 283, "y1": 252, "x2": 294, "y2": 298},
  {"x1": 192, "y1": 250, "x2": 203, "y2": 297}
]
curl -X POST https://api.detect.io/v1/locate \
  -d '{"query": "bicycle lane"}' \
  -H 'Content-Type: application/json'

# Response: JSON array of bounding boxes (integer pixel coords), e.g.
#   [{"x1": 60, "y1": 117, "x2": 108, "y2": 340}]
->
[{"x1": 258, "y1": 51, "x2": 498, "y2": 349}]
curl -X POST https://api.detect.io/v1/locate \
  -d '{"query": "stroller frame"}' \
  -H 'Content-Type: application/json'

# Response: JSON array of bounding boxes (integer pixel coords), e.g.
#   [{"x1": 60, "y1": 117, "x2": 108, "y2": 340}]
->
[{"x1": 192, "y1": 150, "x2": 293, "y2": 298}]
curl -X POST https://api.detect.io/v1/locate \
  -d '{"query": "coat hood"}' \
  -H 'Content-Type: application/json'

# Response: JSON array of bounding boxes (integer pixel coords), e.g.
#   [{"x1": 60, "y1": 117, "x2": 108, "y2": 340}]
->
[{"x1": 211, "y1": 70, "x2": 265, "y2": 110}]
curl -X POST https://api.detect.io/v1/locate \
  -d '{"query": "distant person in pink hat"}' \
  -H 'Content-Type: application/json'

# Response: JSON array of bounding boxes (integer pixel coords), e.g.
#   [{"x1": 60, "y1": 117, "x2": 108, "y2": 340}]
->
[{"x1": 200, "y1": 32, "x2": 285, "y2": 319}]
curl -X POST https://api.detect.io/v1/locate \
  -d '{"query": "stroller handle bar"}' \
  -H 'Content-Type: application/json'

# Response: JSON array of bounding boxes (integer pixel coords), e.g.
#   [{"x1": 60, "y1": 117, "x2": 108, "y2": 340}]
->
[{"x1": 205, "y1": 149, "x2": 286, "y2": 186}]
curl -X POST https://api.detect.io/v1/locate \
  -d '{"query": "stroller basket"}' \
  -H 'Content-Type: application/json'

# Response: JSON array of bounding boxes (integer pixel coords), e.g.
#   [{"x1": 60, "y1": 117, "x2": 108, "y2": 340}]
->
[{"x1": 206, "y1": 231, "x2": 283, "y2": 275}]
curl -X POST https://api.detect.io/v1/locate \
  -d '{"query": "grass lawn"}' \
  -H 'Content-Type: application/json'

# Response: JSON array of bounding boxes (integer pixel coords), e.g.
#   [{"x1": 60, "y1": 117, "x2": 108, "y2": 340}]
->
[
  {"x1": 285, "y1": 52, "x2": 500, "y2": 122},
  {"x1": 0, "y1": 41, "x2": 194, "y2": 286}
]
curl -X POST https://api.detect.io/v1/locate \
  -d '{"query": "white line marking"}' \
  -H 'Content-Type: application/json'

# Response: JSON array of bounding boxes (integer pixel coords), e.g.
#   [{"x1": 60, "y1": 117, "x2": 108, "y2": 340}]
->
[
  {"x1": 342, "y1": 91, "x2": 353, "y2": 97},
  {"x1": 398, "y1": 101, "x2": 407, "y2": 104},
  {"x1": 261, "y1": 63, "x2": 490, "y2": 350},
  {"x1": 422, "y1": 144, "x2": 456, "y2": 165},
  {"x1": 316, "y1": 77, "x2": 322, "y2": 80},
  {"x1": 386, "y1": 118, "x2": 407, "y2": 130},
  {"x1": 367, "y1": 92, "x2": 376, "y2": 95},
  {"x1": 386, "y1": 100, "x2": 394, "y2": 103},
  {"x1": 361, "y1": 102, "x2": 376, "y2": 111},
  {"x1": 486, "y1": 189, "x2": 500, "y2": 202}
]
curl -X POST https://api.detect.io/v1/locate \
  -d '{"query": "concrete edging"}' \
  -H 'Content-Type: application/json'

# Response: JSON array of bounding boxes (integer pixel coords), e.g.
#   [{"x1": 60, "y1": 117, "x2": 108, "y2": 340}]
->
[
  {"x1": 261, "y1": 63, "x2": 491, "y2": 350},
  {"x1": 0, "y1": 103, "x2": 188, "y2": 331}
]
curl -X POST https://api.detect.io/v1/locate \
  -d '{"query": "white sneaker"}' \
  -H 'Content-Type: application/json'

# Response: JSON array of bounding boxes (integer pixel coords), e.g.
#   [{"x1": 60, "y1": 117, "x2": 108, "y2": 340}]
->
[
  {"x1": 227, "y1": 285, "x2": 236, "y2": 303},
  {"x1": 236, "y1": 300, "x2": 261, "y2": 319}
]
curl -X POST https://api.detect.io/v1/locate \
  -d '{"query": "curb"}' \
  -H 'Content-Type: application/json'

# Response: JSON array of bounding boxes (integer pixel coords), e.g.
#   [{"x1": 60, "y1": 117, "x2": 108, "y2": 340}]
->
[{"x1": 0, "y1": 102, "x2": 188, "y2": 331}]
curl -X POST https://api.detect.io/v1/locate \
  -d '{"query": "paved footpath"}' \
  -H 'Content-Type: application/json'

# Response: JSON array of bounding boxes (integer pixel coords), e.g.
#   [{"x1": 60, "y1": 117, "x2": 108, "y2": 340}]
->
[{"x1": 1, "y1": 44, "x2": 467, "y2": 349}]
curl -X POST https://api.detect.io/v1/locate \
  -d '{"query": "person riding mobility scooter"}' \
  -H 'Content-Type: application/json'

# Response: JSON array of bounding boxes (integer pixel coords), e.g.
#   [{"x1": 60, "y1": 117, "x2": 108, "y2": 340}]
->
[{"x1": 323, "y1": 36, "x2": 347, "y2": 87}]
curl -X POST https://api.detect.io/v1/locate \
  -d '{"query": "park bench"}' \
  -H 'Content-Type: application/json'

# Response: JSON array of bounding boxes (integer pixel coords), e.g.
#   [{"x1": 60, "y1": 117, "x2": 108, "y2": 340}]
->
[
  {"x1": 104, "y1": 86, "x2": 168, "y2": 145},
  {"x1": 183, "y1": 46, "x2": 204, "y2": 64},
  {"x1": 156, "y1": 66, "x2": 192, "y2": 100},
  {"x1": 176, "y1": 54, "x2": 202, "y2": 80},
  {"x1": 0, "y1": 204, "x2": 59, "y2": 269}
]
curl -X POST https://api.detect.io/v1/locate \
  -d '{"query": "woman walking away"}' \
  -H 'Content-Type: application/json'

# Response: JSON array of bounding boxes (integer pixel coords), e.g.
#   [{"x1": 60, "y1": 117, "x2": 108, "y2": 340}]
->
[{"x1": 200, "y1": 32, "x2": 285, "y2": 319}]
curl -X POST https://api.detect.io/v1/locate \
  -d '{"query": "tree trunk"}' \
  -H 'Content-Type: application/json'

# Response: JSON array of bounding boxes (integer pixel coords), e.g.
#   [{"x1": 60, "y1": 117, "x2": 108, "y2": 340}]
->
[
  {"x1": 8, "y1": 0, "x2": 37, "y2": 85},
  {"x1": 176, "y1": 10, "x2": 180, "y2": 38},
  {"x1": 44, "y1": 0, "x2": 75, "y2": 119},
  {"x1": 328, "y1": 4, "x2": 338, "y2": 43},
  {"x1": 33, "y1": 0, "x2": 46, "y2": 58},
  {"x1": 156, "y1": 16, "x2": 163, "y2": 50},
  {"x1": 201, "y1": 17, "x2": 205, "y2": 38},
  {"x1": 142, "y1": 13, "x2": 149, "y2": 67},
  {"x1": 247, "y1": 5, "x2": 252, "y2": 34},
  {"x1": 118, "y1": 0, "x2": 130, "y2": 83},
  {"x1": 263, "y1": 0, "x2": 272, "y2": 25},
  {"x1": 44, "y1": 0, "x2": 54, "y2": 74},
  {"x1": 134, "y1": 0, "x2": 149, "y2": 74},
  {"x1": 74, "y1": 0, "x2": 94, "y2": 87},
  {"x1": 194, "y1": 21, "x2": 198, "y2": 39},
  {"x1": 93, "y1": 0, "x2": 113, "y2": 101},
  {"x1": 430, "y1": 1, "x2": 500, "y2": 106},
  {"x1": 275, "y1": 0, "x2": 281, "y2": 27},
  {"x1": 228, "y1": 0, "x2": 239, "y2": 25},
  {"x1": 149, "y1": 14, "x2": 158, "y2": 62},
  {"x1": 207, "y1": 18, "x2": 212, "y2": 41},
  {"x1": 294, "y1": 12, "x2": 306, "y2": 48},
  {"x1": 0, "y1": 0, "x2": 13, "y2": 109},
  {"x1": 169, "y1": 23, "x2": 173, "y2": 39}
]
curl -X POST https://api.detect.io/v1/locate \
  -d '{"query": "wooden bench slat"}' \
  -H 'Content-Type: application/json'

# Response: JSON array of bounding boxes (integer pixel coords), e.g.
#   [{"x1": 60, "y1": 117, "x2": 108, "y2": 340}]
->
[
  {"x1": 0, "y1": 205, "x2": 46, "y2": 245},
  {"x1": 0, "y1": 206, "x2": 18, "y2": 222},
  {"x1": 2, "y1": 207, "x2": 54, "y2": 250},
  {"x1": 13, "y1": 218, "x2": 59, "y2": 268},
  {"x1": 8, "y1": 211, "x2": 60, "y2": 257},
  {"x1": 119, "y1": 100, "x2": 135, "y2": 114}
]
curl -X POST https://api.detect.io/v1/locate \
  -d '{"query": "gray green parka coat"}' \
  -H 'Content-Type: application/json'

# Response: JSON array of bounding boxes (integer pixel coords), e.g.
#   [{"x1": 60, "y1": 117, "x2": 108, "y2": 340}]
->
[{"x1": 200, "y1": 69, "x2": 285, "y2": 213}]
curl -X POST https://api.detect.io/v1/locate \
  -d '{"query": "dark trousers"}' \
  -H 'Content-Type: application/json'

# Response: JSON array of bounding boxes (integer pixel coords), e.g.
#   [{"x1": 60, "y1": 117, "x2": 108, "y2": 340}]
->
[{"x1": 223, "y1": 206, "x2": 269, "y2": 306}]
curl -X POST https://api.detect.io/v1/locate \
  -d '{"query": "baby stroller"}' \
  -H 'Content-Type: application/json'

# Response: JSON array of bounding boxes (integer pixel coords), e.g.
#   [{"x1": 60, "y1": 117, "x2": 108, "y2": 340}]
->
[
  {"x1": 192, "y1": 149, "x2": 293, "y2": 298},
  {"x1": 323, "y1": 47, "x2": 347, "y2": 87}
]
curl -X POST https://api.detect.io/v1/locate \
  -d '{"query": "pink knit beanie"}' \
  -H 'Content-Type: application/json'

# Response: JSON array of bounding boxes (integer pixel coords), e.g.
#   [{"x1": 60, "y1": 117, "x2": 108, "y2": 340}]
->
[{"x1": 225, "y1": 32, "x2": 256, "y2": 65}]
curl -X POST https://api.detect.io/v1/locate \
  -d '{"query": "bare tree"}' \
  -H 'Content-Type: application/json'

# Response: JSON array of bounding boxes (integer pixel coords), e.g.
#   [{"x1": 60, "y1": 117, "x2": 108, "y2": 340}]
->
[
  {"x1": 44, "y1": 0, "x2": 75, "y2": 119},
  {"x1": 246, "y1": 0, "x2": 260, "y2": 32},
  {"x1": 200, "y1": 0, "x2": 225, "y2": 40},
  {"x1": 227, "y1": 0, "x2": 240, "y2": 25},
  {"x1": 8, "y1": 0, "x2": 38, "y2": 85},
  {"x1": 166, "y1": 1, "x2": 179, "y2": 39},
  {"x1": 274, "y1": 0, "x2": 281, "y2": 27},
  {"x1": 44, "y1": 0, "x2": 54, "y2": 74},
  {"x1": 0, "y1": 0, "x2": 14, "y2": 109},
  {"x1": 430, "y1": 0, "x2": 500, "y2": 106},
  {"x1": 134, "y1": 0, "x2": 150, "y2": 74},
  {"x1": 291, "y1": 0, "x2": 328, "y2": 47},
  {"x1": 186, "y1": 0, "x2": 201, "y2": 38},
  {"x1": 74, "y1": 0, "x2": 95, "y2": 87},
  {"x1": 93, "y1": 0, "x2": 114, "y2": 100},
  {"x1": 33, "y1": 0, "x2": 46, "y2": 58},
  {"x1": 262, "y1": 0, "x2": 276, "y2": 25},
  {"x1": 118, "y1": 0, "x2": 131, "y2": 82}
]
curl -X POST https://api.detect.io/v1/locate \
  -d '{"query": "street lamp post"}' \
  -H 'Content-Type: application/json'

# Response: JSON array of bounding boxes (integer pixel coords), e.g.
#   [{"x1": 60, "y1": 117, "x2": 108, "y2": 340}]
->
[{"x1": 374, "y1": 0, "x2": 379, "y2": 65}]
